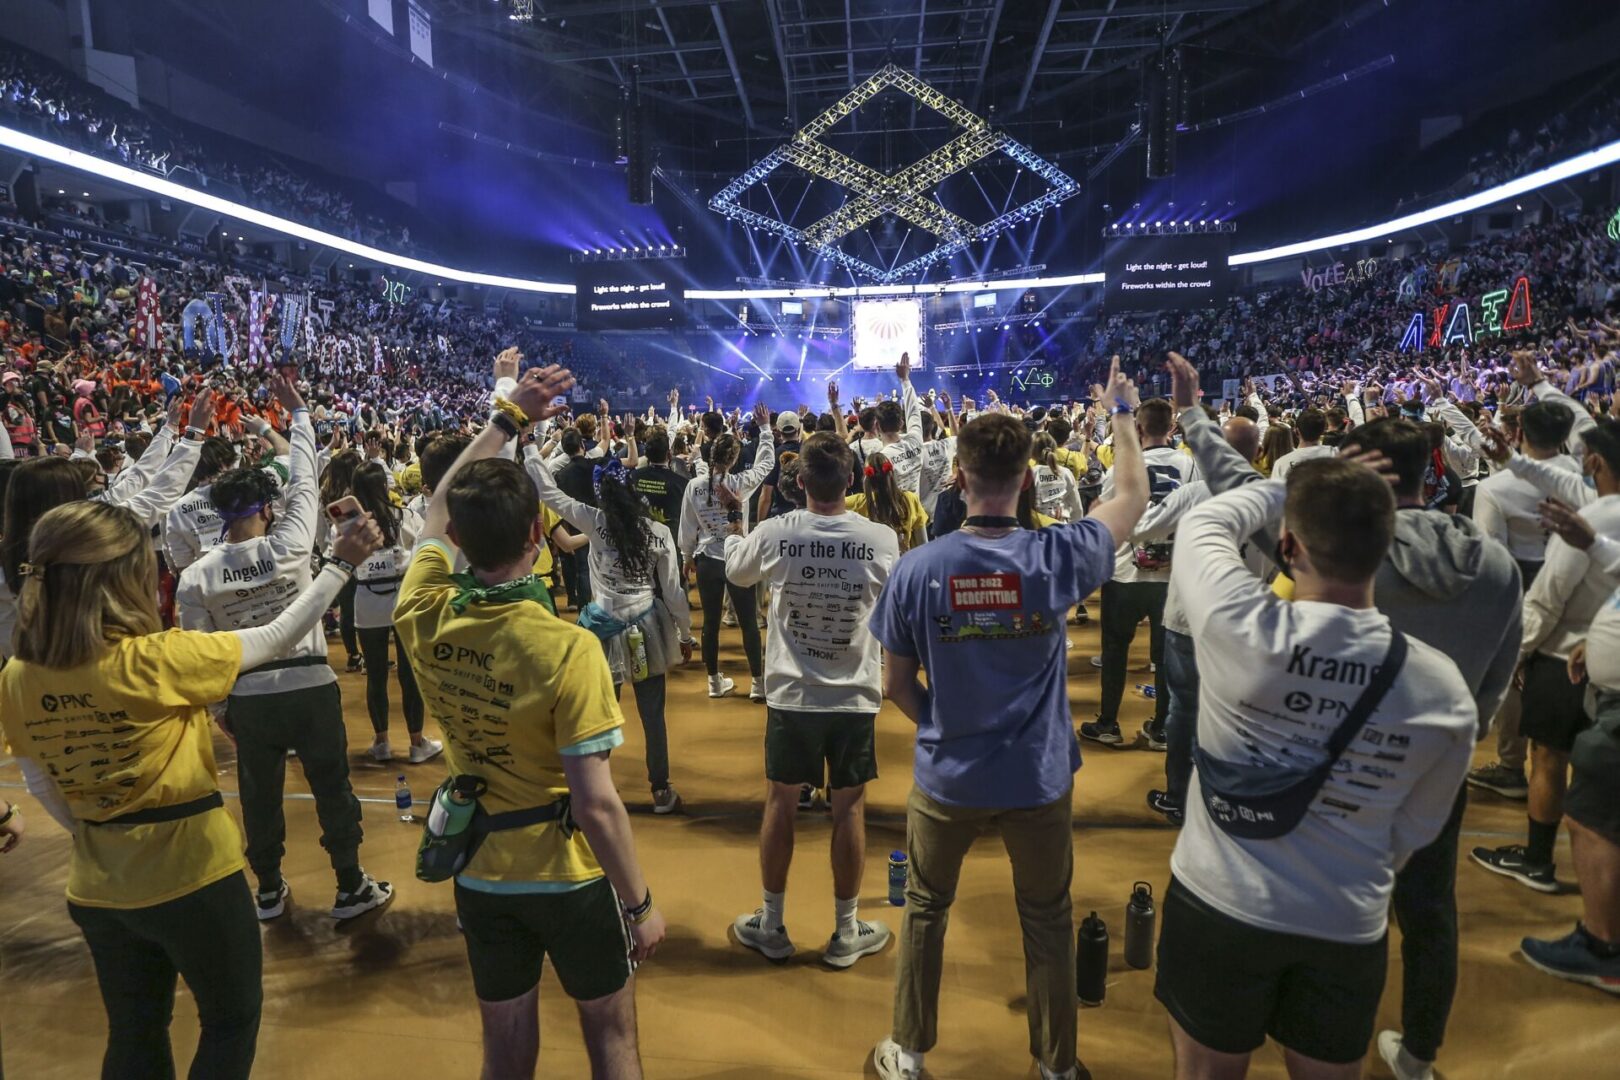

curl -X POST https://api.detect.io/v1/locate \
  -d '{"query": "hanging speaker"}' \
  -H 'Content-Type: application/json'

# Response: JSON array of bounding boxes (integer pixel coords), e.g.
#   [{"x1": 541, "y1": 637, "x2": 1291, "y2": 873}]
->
[
  {"x1": 626, "y1": 69, "x2": 653, "y2": 205},
  {"x1": 1145, "y1": 48, "x2": 1183, "y2": 180}
]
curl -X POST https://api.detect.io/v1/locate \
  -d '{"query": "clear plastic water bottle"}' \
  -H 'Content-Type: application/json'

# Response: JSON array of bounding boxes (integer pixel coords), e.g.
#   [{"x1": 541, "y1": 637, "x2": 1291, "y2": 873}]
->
[
  {"x1": 395, "y1": 775, "x2": 414, "y2": 822},
  {"x1": 887, "y1": 851, "x2": 908, "y2": 906}
]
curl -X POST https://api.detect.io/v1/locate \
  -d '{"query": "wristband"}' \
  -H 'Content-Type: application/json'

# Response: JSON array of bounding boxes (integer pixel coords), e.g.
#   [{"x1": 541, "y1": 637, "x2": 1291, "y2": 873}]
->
[
  {"x1": 0, "y1": 803, "x2": 16, "y2": 827},
  {"x1": 623, "y1": 888, "x2": 654, "y2": 924},
  {"x1": 327, "y1": 557, "x2": 358, "y2": 578},
  {"x1": 1111, "y1": 403, "x2": 1135, "y2": 416},
  {"x1": 492, "y1": 396, "x2": 530, "y2": 427},
  {"x1": 185, "y1": 426, "x2": 206, "y2": 440},
  {"x1": 726, "y1": 509, "x2": 743, "y2": 524},
  {"x1": 489, "y1": 410, "x2": 520, "y2": 440}
]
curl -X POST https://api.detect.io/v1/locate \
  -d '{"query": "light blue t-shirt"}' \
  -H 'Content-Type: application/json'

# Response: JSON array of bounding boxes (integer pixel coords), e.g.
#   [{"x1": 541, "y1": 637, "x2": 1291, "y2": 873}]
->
[{"x1": 869, "y1": 520, "x2": 1116, "y2": 809}]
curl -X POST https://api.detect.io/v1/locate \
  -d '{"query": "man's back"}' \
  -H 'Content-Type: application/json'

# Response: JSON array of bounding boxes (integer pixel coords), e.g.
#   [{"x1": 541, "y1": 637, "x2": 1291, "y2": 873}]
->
[
  {"x1": 629, "y1": 464, "x2": 688, "y2": 530},
  {"x1": 394, "y1": 539, "x2": 624, "y2": 885},
  {"x1": 870, "y1": 521, "x2": 1116, "y2": 809}
]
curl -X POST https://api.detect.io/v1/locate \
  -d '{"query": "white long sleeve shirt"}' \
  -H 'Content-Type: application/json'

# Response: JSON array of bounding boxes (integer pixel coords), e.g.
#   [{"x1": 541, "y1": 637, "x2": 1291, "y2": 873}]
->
[
  {"x1": 1101, "y1": 445, "x2": 1200, "y2": 583},
  {"x1": 1472, "y1": 455, "x2": 1582, "y2": 564},
  {"x1": 1583, "y1": 536, "x2": 1620, "y2": 692},
  {"x1": 677, "y1": 430, "x2": 776, "y2": 562},
  {"x1": 1521, "y1": 494, "x2": 1620, "y2": 662},
  {"x1": 1169, "y1": 481, "x2": 1476, "y2": 944}
]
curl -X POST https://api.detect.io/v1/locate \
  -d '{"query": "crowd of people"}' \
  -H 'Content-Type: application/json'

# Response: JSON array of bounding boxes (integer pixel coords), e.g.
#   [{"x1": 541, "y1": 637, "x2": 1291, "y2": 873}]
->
[{"x1": 0, "y1": 42, "x2": 422, "y2": 253}]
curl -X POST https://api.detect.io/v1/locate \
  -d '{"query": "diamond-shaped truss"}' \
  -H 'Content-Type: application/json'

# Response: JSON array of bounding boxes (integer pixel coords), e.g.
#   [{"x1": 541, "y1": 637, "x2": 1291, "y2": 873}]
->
[{"x1": 709, "y1": 64, "x2": 1080, "y2": 284}]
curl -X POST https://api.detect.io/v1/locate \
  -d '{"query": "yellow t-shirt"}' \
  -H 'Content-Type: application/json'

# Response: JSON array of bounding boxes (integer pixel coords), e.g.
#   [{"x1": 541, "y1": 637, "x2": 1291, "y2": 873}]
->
[
  {"x1": 846, "y1": 490, "x2": 930, "y2": 545},
  {"x1": 532, "y1": 504, "x2": 563, "y2": 579},
  {"x1": 393, "y1": 539, "x2": 624, "y2": 884},
  {"x1": 1053, "y1": 446, "x2": 1088, "y2": 481},
  {"x1": 1032, "y1": 510, "x2": 1060, "y2": 529},
  {"x1": 0, "y1": 630, "x2": 245, "y2": 908}
]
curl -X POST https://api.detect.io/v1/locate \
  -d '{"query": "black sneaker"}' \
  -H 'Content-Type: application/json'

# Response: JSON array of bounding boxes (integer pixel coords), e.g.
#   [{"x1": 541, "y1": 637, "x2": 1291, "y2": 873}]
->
[
  {"x1": 1470, "y1": 844, "x2": 1558, "y2": 893},
  {"x1": 1079, "y1": 720, "x2": 1125, "y2": 747},
  {"x1": 1147, "y1": 789, "x2": 1184, "y2": 826},
  {"x1": 1135, "y1": 726, "x2": 1167, "y2": 752},
  {"x1": 1073, "y1": 606, "x2": 1090, "y2": 626},
  {"x1": 345, "y1": 656, "x2": 365, "y2": 674},
  {"x1": 1465, "y1": 762, "x2": 1529, "y2": 800},
  {"x1": 256, "y1": 880, "x2": 290, "y2": 922},
  {"x1": 798, "y1": 784, "x2": 817, "y2": 811},
  {"x1": 332, "y1": 873, "x2": 395, "y2": 920}
]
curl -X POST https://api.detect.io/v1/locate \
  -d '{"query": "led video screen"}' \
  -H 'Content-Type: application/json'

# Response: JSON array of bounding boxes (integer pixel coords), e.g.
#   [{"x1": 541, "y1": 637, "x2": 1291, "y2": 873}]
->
[
  {"x1": 850, "y1": 299, "x2": 924, "y2": 370},
  {"x1": 575, "y1": 260, "x2": 685, "y2": 330},
  {"x1": 1103, "y1": 233, "x2": 1233, "y2": 312}
]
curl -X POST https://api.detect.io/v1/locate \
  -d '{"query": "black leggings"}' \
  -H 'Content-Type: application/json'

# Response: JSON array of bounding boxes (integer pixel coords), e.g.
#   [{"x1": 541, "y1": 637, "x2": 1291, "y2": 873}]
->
[
  {"x1": 357, "y1": 626, "x2": 424, "y2": 737},
  {"x1": 69, "y1": 872, "x2": 262, "y2": 1080},
  {"x1": 695, "y1": 553, "x2": 762, "y2": 677},
  {"x1": 336, "y1": 576, "x2": 359, "y2": 659}
]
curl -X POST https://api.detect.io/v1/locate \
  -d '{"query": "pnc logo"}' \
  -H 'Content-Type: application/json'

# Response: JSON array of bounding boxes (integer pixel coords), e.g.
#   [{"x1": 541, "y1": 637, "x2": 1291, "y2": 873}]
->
[
  {"x1": 1284, "y1": 691, "x2": 1312, "y2": 713},
  {"x1": 41, "y1": 692, "x2": 95, "y2": 712},
  {"x1": 801, "y1": 565, "x2": 817, "y2": 580},
  {"x1": 40, "y1": 695, "x2": 58, "y2": 713},
  {"x1": 433, "y1": 643, "x2": 454, "y2": 662}
]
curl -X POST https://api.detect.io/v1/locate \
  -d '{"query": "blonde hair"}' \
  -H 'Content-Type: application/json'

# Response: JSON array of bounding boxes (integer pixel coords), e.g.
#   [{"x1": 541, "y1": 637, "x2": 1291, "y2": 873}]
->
[{"x1": 14, "y1": 501, "x2": 160, "y2": 668}]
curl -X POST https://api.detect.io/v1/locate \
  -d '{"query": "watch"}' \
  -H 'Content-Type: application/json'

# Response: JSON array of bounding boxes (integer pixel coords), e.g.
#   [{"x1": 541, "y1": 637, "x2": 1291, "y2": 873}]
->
[
  {"x1": 328, "y1": 556, "x2": 359, "y2": 577},
  {"x1": 726, "y1": 509, "x2": 743, "y2": 524}
]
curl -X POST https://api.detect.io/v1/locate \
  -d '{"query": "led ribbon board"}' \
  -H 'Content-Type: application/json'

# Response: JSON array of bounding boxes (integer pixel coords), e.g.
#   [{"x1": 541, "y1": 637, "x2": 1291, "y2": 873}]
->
[{"x1": 709, "y1": 65, "x2": 1080, "y2": 285}]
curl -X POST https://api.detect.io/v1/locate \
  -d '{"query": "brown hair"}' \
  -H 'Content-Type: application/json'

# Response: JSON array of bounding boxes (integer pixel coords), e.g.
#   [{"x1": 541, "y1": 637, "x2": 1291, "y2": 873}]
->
[
  {"x1": 859, "y1": 450, "x2": 911, "y2": 550},
  {"x1": 1137, "y1": 399, "x2": 1174, "y2": 440},
  {"x1": 955, "y1": 413, "x2": 1032, "y2": 494},
  {"x1": 445, "y1": 458, "x2": 539, "y2": 572},
  {"x1": 3, "y1": 456, "x2": 89, "y2": 595},
  {"x1": 1283, "y1": 458, "x2": 1395, "y2": 584},
  {"x1": 798, "y1": 433, "x2": 852, "y2": 503},
  {"x1": 14, "y1": 501, "x2": 160, "y2": 667}
]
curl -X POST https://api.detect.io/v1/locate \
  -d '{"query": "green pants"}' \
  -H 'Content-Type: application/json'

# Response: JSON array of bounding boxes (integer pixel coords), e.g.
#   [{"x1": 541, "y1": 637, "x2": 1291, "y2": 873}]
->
[
  {"x1": 227, "y1": 682, "x2": 364, "y2": 888},
  {"x1": 892, "y1": 784, "x2": 1077, "y2": 1074}
]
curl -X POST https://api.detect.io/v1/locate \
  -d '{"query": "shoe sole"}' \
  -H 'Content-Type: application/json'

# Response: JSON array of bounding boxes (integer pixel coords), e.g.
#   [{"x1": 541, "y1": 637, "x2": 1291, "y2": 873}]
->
[
  {"x1": 408, "y1": 747, "x2": 444, "y2": 764},
  {"x1": 1080, "y1": 733, "x2": 1126, "y2": 747},
  {"x1": 1465, "y1": 777, "x2": 1529, "y2": 799},
  {"x1": 823, "y1": 933, "x2": 891, "y2": 969},
  {"x1": 1521, "y1": 949, "x2": 1620, "y2": 995},
  {"x1": 256, "y1": 892, "x2": 289, "y2": 922},
  {"x1": 1469, "y1": 852, "x2": 1559, "y2": 893},
  {"x1": 652, "y1": 795, "x2": 683, "y2": 815},
  {"x1": 707, "y1": 689, "x2": 735, "y2": 699},
  {"x1": 735, "y1": 931, "x2": 795, "y2": 962}
]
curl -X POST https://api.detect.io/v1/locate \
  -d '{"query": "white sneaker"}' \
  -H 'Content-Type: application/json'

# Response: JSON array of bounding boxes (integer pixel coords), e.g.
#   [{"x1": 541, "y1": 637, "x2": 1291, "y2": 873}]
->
[
  {"x1": 748, "y1": 680, "x2": 766, "y2": 703},
  {"x1": 408, "y1": 738, "x2": 444, "y2": 764},
  {"x1": 1089, "y1": 656, "x2": 1103, "y2": 669},
  {"x1": 708, "y1": 674, "x2": 736, "y2": 698},
  {"x1": 722, "y1": 610, "x2": 738, "y2": 627},
  {"x1": 823, "y1": 919, "x2": 891, "y2": 969},
  {"x1": 1039, "y1": 1067, "x2": 1079, "y2": 1080},
  {"x1": 1377, "y1": 1031, "x2": 1434, "y2": 1080},
  {"x1": 1065, "y1": 639, "x2": 1075, "y2": 652},
  {"x1": 872, "y1": 1037, "x2": 920, "y2": 1080},
  {"x1": 368, "y1": 741, "x2": 392, "y2": 763},
  {"x1": 733, "y1": 910, "x2": 795, "y2": 960},
  {"x1": 331, "y1": 873, "x2": 394, "y2": 921}
]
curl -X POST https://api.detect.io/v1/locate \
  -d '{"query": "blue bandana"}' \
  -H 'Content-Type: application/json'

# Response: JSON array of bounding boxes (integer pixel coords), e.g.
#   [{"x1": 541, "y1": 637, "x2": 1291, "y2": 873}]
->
[{"x1": 592, "y1": 457, "x2": 628, "y2": 497}]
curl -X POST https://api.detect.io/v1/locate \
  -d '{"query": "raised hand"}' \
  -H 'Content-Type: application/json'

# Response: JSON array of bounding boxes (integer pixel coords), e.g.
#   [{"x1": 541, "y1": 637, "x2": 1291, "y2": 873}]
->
[
  {"x1": 896, "y1": 351, "x2": 912, "y2": 383},
  {"x1": 1166, "y1": 352, "x2": 1199, "y2": 411},
  {"x1": 1105, "y1": 355, "x2": 1140, "y2": 411},
  {"x1": 510, "y1": 365, "x2": 576, "y2": 423},
  {"x1": 753, "y1": 402, "x2": 770, "y2": 429},
  {"x1": 1477, "y1": 424, "x2": 1512, "y2": 465},
  {"x1": 189, "y1": 388, "x2": 217, "y2": 432},
  {"x1": 492, "y1": 346, "x2": 522, "y2": 383},
  {"x1": 268, "y1": 372, "x2": 305, "y2": 414}
]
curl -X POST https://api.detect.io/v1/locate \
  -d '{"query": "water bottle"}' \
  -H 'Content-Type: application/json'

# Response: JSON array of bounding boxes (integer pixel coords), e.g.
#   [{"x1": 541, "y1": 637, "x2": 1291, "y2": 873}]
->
[
  {"x1": 1076, "y1": 911, "x2": 1109, "y2": 1007},
  {"x1": 426, "y1": 775, "x2": 480, "y2": 839},
  {"x1": 887, "y1": 851, "x2": 908, "y2": 906},
  {"x1": 395, "y1": 775, "x2": 414, "y2": 822},
  {"x1": 626, "y1": 624, "x2": 649, "y2": 683},
  {"x1": 1136, "y1": 683, "x2": 1156, "y2": 699},
  {"x1": 1124, "y1": 881, "x2": 1156, "y2": 971}
]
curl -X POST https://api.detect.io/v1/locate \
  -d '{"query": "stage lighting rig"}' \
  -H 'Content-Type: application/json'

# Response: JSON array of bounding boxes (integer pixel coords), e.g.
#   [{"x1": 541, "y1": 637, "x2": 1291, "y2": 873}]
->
[
  {"x1": 710, "y1": 64, "x2": 1080, "y2": 285},
  {"x1": 1102, "y1": 220, "x2": 1236, "y2": 237},
  {"x1": 508, "y1": 0, "x2": 534, "y2": 24},
  {"x1": 571, "y1": 245, "x2": 687, "y2": 264}
]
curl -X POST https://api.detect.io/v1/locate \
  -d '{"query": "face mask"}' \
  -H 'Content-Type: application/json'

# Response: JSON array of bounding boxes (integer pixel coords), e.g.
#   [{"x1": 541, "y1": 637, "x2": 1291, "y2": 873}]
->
[{"x1": 1584, "y1": 473, "x2": 1598, "y2": 490}]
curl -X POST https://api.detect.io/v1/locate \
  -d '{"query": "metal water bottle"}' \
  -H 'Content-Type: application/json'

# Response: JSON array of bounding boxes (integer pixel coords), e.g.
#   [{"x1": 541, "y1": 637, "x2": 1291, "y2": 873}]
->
[
  {"x1": 887, "y1": 851, "x2": 908, "y2": 906},
  {"x1": 1076, "y1": 911, "x2": 1109, "y2": 1007},
  {"x1": 1124, "y1": 881, "x2": 1156, "y2": 970}
]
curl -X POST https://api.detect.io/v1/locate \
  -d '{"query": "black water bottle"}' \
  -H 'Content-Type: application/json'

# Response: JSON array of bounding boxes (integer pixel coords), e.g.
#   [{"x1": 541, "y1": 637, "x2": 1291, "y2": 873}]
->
[
  {"x1": 1124, "y1": 881, "x2": 1156, "y2": 970},
  {"x1": 1076, "y1": 911, "x2": 1109, "y2": 1007}
]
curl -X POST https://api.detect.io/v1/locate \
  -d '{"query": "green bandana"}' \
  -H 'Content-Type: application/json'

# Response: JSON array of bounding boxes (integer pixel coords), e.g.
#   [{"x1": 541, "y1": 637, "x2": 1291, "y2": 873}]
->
[{"x1": 448, "y1": 572, "x2": 557, "y2": 615}]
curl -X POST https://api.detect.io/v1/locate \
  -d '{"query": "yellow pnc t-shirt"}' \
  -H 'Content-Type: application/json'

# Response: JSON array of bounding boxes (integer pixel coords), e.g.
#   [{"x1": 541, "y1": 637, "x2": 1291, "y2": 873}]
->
[
  {"x1": 393, "y1": 539, "x2": 624, "y2": 884},
  {"x1": 0, "y1": 630, "x2": 245, "y2": 908}
]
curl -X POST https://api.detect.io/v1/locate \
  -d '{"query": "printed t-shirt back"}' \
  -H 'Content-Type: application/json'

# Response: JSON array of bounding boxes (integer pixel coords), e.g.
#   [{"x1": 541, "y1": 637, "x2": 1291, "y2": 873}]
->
[
  {"x1": 869, "y1": 521, "x2": 1115, "y2": 808},
  {"x1": 0, "y1": 630, "x2": 245, "y2": 908},
  {"x1": 393, "y1": 539, "x2": 625, "y2": 885}
]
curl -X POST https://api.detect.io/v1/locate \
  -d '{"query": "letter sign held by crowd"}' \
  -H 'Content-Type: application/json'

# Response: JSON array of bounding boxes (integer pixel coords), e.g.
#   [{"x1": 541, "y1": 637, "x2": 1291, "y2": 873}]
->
[{"x1": 1397, "y1": 276, "x2": 1531, "y2": 351}]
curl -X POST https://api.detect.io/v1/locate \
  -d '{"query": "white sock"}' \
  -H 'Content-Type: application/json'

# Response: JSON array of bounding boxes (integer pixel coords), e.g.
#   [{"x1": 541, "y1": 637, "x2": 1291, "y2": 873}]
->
[
  {"x1": 762, "y1": 890, "x2": 785, "y2": 931},
  {"x1": 835, "y1": 896, "x2": 859, "y2": 936},
  {"x1": 1395, "y1": 1043, "x2": 1432, "y2": 1078},
  {"x1": 898, "y1": 1048, "x2": 924, "y2": 1074}
]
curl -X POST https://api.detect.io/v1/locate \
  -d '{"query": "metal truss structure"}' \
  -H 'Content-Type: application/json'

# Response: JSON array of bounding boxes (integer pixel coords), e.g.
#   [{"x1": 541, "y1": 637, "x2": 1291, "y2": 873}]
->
[{"x1": 709, "y1": 65, "x2": 1078, "y2": 284}]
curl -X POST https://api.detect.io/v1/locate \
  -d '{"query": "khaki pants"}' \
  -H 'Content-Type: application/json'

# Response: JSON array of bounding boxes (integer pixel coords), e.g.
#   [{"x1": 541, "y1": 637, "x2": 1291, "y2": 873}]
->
[
  {"x1": 1495, "y1": 686, "x2": 1527, "y2": 771},
  {"x1": 892, "y1": 784, "x2": 1077, "y2": 1074}
]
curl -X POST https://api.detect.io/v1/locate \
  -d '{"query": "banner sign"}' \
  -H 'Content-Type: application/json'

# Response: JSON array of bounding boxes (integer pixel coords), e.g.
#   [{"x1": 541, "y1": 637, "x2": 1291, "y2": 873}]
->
[
  {"x1": 1300, "y1": 258, "x2": 1379, "y2": 293},
  {"x1": 1397, "y1": 276, "x2": 1532, "y2": 351}
]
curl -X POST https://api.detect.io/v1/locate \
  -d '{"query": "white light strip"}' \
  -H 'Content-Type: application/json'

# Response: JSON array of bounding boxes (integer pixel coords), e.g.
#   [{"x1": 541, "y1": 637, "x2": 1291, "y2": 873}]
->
[
  {"x1": 7, "y1": 121, "x2": 1617, "y2": 299},
  {"x1": 0, "y1": 123, "x2": 575, "y2": 294},
  {"x1": 1229, "y1": 137, "x2": 1620, "y2": 265}
]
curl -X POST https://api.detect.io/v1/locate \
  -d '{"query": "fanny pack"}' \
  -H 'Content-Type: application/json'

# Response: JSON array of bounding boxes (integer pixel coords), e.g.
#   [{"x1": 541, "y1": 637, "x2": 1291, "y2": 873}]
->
[
  {"x1": 1193, "y1": 632, "x2": 1406, "y2": 840},
  {"x1": 240, "y1": 655, "x2": 328, "y2": 677},
  {"x1": 416, "y1": 774, "x2": 577, "y2": 883},
  {"x1": 88, "y1": 791, "x2": 224, "y2": 827}
]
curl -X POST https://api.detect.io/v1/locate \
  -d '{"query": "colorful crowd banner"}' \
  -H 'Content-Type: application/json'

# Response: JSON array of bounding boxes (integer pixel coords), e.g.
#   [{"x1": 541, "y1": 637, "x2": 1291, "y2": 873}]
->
[
  {"x1": 1300, "y1": 258, "x2": 1380, "y2": 293},
  {"x1": 1397, "y1": 276, "x2": 1531, "y2": 351}
]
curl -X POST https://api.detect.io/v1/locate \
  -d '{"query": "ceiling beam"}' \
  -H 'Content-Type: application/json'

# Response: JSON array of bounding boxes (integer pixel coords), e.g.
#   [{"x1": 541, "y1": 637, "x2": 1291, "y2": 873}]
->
[
  {"x1": 538, "y1": 40, "x2": 722, "y2": 64},
  {"x1": 1015, "y1": 0, "x2": 1064, "y2": 115},
  {"x1": 709, "y1": 2, "x2": 756, "y2": 131},
  {"x1": 969, "y1": 0, "x2": 1005, "y2": 109},
  {"x1": 652, "y1": 3, "x2": 700, "y2": 101},
  {"x1": 763, "y1": 0, "x2": 795, "y2": 124},
  {"x1": 1055, "y1": 0, "x2": 1250, "y2": 20},
  {"x1": 1077, "y1": 0, "x2": 1118, "y2": 75}
]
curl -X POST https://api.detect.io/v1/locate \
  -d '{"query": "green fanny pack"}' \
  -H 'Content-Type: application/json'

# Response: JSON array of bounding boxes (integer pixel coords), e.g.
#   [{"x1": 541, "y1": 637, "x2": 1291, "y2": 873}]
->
[{"x1": 415, "y1": 774, "x2": 577, "y2": 883}]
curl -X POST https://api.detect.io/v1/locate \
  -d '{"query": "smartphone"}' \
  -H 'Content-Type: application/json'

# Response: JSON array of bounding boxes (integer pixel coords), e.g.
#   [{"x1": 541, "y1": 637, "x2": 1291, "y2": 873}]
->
[{"x1": 326, "y1": 495, "x2": 363, "y2": 528}]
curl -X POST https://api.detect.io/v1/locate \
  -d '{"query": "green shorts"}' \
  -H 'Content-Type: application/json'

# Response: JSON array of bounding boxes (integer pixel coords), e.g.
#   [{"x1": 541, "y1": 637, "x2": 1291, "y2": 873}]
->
[
  {"x1": 454, "y1": 877, "x2": 631, "y2": 1002},
  {"x1": 765, "y1": 707, "x2": 878, "y2": 791}
]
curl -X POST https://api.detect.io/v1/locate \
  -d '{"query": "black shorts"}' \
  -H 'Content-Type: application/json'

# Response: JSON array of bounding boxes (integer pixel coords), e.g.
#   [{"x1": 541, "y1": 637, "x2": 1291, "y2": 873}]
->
[
  {"x1": 454, "y1": 877, "x2": 631, "y2": 1003},
  {"x1": 764, "y1": 708, "x2": 877, "y2": 790},
  {"x1": 1154, "y1": 876, "x2": 1387, "y2": 1065},
  {"x1": 1567, "y1": 691, "x2": 1620, "y2": 845},
  {"x1": 1519, "y1": 652, "x2": 1591, "y2": 753}
]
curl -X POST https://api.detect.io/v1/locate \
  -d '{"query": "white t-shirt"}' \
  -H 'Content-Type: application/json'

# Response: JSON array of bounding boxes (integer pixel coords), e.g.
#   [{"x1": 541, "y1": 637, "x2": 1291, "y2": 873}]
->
[
  {"x1": 163, "y1": 485, "x2": 222, "y2": 573},
  {"x1": 1169, "y1": 482, "x2": 1476, "y2": 944},
  {"x1": 722, "y1": 510, "x2": 899, "y2": 713},
  {"x1": 918, "y1": 436, "x2": 957, "y2": 517},
  {"x1": 1033, "y1": 464, "x2": 1083, "y2": 523},
  {"x1": 1582, "y1": 537, "x2": 1620, "y2": 692},
  {"x1": 1268, "y1": 443, "x2": 1334, "y2": 484},
  {"x1": 1473, "y1": 455, "x2": 1581, "y2": 564},
  {"x1": 1102, "y1": 444, "x2": 1200, "y2": 583},
  {"x1": 354, "y1": 510, "x2": 422, "y2": 629},
  {"x1": 675, "y1": 431, "x2": 777, "y2": 563}
]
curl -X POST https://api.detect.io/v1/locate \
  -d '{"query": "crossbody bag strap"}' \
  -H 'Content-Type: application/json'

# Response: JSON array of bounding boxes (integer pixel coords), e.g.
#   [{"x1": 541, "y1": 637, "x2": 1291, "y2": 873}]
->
[{"x1": 1321, "y1": 630, "x2": 1408, "y2": 764}]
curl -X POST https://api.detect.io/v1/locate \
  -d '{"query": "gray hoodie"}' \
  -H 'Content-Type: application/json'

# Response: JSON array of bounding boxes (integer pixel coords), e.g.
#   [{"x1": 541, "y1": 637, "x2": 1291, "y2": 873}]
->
[{"x1": 1181, "y1": 405, "x2": 1521, "y2": 737}]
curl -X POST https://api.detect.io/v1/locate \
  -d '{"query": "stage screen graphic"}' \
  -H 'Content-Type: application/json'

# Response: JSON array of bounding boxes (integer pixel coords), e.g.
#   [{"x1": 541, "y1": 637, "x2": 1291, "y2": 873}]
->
[
  {"x1": 575, "y1": 260, "x2": 685, "y2": 330},
  {"x1": 1103, "y1": 234, "x2": 1233, "y2": 312},
  {"x1": 850, "y1": 299, "x2": 924, "y2": 370}
]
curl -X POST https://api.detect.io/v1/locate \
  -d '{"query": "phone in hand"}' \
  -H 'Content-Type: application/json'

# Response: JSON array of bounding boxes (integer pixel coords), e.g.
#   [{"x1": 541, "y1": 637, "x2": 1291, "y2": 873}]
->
[{"x1": 326, "y1": 495, "x2": 363, "y2": 529}]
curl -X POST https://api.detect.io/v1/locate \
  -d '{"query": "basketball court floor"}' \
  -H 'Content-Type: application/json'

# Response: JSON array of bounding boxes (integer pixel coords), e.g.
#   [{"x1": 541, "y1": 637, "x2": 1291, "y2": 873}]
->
[{"x1": 0, "y1": 614, "x2": 1613, "y2": 1078}]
